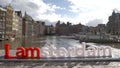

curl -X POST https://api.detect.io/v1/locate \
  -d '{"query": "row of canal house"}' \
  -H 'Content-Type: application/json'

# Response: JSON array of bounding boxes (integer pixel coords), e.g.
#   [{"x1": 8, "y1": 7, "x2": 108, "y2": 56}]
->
[{"x1": 0, "y1": 5, "x2": 48, "y2": 40}]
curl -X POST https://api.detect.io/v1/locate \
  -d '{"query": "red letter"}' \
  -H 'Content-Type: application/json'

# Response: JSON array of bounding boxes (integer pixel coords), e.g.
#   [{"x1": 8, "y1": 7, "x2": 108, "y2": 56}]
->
[
  {"x1": 4, "y1": 43, "x2": 16, "y2": 59},
  {"x1": 25, "y1": 47, "x2": 40, "y2": 59},
  {"x1": 16, "y1": 47, "x2": 26, "y2": 59}
]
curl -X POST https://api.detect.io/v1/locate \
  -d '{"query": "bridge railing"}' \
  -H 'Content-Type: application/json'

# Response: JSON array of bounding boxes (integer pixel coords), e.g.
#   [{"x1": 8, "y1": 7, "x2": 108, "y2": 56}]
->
[{"x1": 0, "y1": 57, "x2": 120, "y2": 62}]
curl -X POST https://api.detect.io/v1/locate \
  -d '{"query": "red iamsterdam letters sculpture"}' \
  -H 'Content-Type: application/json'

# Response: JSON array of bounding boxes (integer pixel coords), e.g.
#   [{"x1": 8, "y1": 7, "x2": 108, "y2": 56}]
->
[{"x1": 4, "y1": 43, "x2": 41, "y2": 59}]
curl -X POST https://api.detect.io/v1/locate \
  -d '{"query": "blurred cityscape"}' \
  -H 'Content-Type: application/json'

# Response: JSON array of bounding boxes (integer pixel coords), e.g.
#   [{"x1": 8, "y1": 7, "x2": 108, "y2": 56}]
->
[
  {"x1": 1, "y1": 4, "x2": 120, "y2": 68},
  {"x1": 0, "y1": 5, "x2": 120, "y2": 43}
]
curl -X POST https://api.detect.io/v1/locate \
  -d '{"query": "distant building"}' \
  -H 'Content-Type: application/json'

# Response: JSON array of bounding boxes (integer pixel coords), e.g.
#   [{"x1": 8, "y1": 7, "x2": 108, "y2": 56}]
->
[
  {"x1": 45, "y1": 25, "x2": 55, "y2": 35},
  {"x1": 0, "y1": 6, "x2": 6, "y2": 39},
  {"x1": 0, "y1": 5, "x2": 23, "y2": 39},
  {"x1": 12, "y1": 11, "x2": 19, "y2": 38},
  {"x1": 84, "y1": 24, "x2": 106, "y2": 35},
  {"x1": 107, "y1": 10, "x2": 120, "y2": 35},
  {"x1": 70, "y1": 23, "x2": 83, "y2": 34},
  {"x1": 6, "y1": 5, "x2": 14, "y2": 38},
  {"x1": 87, "y1": 26, "x2": 96, "y2": 35},
  {"x1": 15, "y1": 11, "x2": 22, "y2": 38},
  {"x1": 22, "y1": 12, "x2": 34, "y2": 37},
  {"x1": 36, "y1": 21, "x2": 46, "y2": 36},
  {"x1": 56, "y1": 21, "x2": 70, "y2": 35},
  {"x1": 55, "y1": 20, "x2": 83, "y2": 35},
  {"x1": 96, "y1": 24, "x2": 106, "y2": 34},
  {"x1": 22, "y1": 12, "x2": 46, "y2": 37},
  {"x1": 32, "y1": 21, "x2": 38, "y2": 36}
]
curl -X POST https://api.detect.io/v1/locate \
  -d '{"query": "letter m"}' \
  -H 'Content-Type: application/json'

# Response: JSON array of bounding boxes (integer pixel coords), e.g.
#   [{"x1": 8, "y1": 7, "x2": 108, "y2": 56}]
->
[{"x1": 25, "y1": 47, "x2": 40, "y2": 59}]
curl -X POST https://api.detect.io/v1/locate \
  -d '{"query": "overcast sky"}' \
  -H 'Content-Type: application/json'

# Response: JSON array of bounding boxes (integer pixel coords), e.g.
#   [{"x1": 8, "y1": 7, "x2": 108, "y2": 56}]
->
[{"x1": 0, "y1": 0, "x2": 120, "y2": 26}]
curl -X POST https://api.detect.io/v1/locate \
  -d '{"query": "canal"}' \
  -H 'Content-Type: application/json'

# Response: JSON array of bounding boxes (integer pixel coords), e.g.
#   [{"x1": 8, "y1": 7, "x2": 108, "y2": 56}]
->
[{"x1": 0, "y1": 36, "x2": 81, "y2": 49}]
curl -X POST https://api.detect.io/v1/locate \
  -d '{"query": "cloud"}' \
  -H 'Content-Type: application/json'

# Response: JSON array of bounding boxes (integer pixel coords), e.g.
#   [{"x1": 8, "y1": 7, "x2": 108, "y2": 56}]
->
[
  {"x1": 10, "y1": 0, "x2": 68, "y2": 23},
  {"x1": 1, "y1": 0, "x2": 120, "y2": 26},
  {"x1": 0, "y1": 0, "x2": 12, "y2": 6},
  {"x1": 0, "y1": 0, "x2": 79, "y2": 25},
  {"x1": 67, "y1": 0, "x2": 120, "y2": 26},
  {"x1": 27, "y1": 2, "x2": 39, "y2": 10},
  {"x1": 86, "y1": 19, "x2": 103, "y2": 27}
]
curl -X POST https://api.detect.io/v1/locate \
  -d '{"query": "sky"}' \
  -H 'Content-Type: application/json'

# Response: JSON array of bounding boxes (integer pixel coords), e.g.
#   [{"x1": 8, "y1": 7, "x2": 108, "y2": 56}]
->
[{"x1": 0, "y1": 0, "x2": 120, "y2": 26}]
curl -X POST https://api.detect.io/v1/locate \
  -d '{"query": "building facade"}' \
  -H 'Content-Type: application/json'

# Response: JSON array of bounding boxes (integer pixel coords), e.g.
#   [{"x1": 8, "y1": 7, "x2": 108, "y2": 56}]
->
[
  {"x1": 12, "y1": 11, "x2": 19, "y2": 38},
  {"x1": 15, "y1": 11, "x2": 22, "y2": 38},
  {"x1": 56, "y1": 21, "x2": 71, "y2": 35},
  {"x1": 36, "y1": 21, "x2": 46, "y2": 36},
  {"x1": 6, "y1": 5, "x2": 14, "y2": 38},
  {"x1": 22, "y1": 12, "x2": 34, "y2": 37},
  {"x1": 96, "y1": 24, "x2": 106, "y2": 34},
  {"x1": 107, "y1": 10, "x2": 120, "y2": 35},
  {"x1": 0, "y1": 7, "x2": 6, "y2": 39},
  {"x1": 55, "y1": 20, "x2": 83, "y2": 35},
  {"x1": 45, "y1": 25, "x2": 55, "y2": 35}
]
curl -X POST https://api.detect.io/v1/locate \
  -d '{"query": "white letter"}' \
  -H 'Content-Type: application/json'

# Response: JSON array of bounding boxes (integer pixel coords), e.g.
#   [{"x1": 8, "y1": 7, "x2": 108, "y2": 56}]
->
[
  {"x1": 58, "y1": 47, "x2": 68, "y2": 57},
  {"x1": 49, "y1": 46, "x2": 57, "y2": 57},
  {"x1": 41, "y1": 47, "x2": 50, "y2": 57},
  {"x1": 68, "y1": 47, "x2": 76, "y2": 57},
  {"x1": 87, "y1": 47, "x2": 96, "y2": 57},
  {"x1": 75, "y1": 47, "x2": 85, "y2": 57}
]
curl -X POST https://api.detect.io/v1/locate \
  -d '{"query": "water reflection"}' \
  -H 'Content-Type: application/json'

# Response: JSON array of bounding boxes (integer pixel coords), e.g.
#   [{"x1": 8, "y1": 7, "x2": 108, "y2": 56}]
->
[
  {"x1": 0, "y1": 36, "x2": 120, "y2": 49},
  {"x1": 0, "y1": 36, "x2": 46, "y2": 49}
]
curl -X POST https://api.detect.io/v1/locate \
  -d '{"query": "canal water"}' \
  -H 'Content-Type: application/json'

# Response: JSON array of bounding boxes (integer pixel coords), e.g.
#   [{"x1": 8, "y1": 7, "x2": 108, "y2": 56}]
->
[
  {"x1": 0, "y1": 36, "x2": 81, "y2": 49},
  {"x1": 1, "y1": 36, "x2": 120, "y2": 49}
]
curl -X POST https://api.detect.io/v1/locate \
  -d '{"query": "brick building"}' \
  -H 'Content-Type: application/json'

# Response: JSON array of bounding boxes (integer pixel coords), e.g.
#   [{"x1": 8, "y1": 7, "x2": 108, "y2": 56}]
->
[{"x1": 55, "y1": 20, "x2": 83, "y2": 35}]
